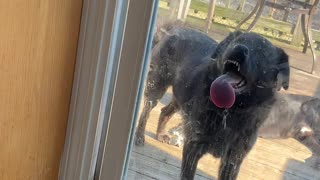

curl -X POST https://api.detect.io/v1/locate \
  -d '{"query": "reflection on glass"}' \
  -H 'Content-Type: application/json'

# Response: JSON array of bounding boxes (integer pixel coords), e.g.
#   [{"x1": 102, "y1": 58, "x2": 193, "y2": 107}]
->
[{"x1": 127, "y1": 0, "x2": 320, "y2": 179}]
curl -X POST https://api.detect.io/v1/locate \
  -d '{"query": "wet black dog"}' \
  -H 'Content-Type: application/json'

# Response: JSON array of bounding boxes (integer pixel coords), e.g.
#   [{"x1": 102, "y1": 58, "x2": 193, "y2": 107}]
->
[{"x1": 135, "y1": 27, "x2": 290, "y2": 180}]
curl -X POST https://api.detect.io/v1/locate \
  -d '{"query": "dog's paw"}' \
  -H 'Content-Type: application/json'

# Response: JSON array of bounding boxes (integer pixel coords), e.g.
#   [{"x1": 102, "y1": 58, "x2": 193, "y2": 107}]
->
[
  {"x1": 135, "y1": 133, "x2": 145, "y2": 146},
  {"x1": 157, "y1": 134, "x2": 171, "y2": 144}
]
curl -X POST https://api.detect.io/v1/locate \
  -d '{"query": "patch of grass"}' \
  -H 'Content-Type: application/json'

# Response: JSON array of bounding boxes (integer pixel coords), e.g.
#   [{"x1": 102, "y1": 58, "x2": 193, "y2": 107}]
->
[
  {"x1": 187, "y1": 0, "x2": 319, "y2": 41},
  {"x1": 157, "y1": 7, "x2": 320, "y2": 55},
  {"x1": 190, "y1": 0, "x2": 208, "y2": 13},
  {"x1": 187, "y1": 15, "x2": 231, "y2": 32},
  {"x1": 313, "y1": 30, "x2": 320, "y2": 42}
]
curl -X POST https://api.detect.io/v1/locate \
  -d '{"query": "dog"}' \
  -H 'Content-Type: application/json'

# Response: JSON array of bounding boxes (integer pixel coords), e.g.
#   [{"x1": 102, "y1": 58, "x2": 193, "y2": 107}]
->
[
  {"x1": 135, "y1": 26, "x2": 290, "y2": 180},
  {"x1": 259, "y1": 94, "x2": 320, "y2": 168}
]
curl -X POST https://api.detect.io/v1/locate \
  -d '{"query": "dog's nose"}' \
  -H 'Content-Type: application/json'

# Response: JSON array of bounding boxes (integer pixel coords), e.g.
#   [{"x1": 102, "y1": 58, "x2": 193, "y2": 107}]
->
[
  {"x1": 232, "y1": 44, "x2": 249, "y2": 63},
  {"x1": 234, "y1": 44, "x2": 249, "y2": 56}
]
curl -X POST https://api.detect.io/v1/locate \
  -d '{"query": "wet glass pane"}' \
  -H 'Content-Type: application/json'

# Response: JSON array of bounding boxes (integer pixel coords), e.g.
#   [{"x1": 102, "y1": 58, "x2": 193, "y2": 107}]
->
[{"x1": 126, "y1": 0, "x2": 320, "y2": 179}]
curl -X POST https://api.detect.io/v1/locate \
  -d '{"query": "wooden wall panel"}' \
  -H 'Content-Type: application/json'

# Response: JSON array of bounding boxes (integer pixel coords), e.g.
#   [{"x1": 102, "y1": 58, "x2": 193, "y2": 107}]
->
[{"x1": 0, "y1": 0, "x2": 83, "y2": 179}]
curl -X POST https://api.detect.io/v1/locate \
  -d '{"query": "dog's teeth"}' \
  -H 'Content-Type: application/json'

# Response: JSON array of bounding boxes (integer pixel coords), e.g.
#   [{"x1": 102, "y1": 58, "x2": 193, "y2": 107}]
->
[{"x1": 225, "y1": 60, "x2": 241, "y2": 72}]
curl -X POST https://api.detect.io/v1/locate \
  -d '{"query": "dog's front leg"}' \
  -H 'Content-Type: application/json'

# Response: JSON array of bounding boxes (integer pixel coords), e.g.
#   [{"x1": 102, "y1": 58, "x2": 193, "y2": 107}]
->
[
  {"x1": 180, "y1": 141, "x2": 207, "y2": 180},
  {"x1": 135, "y1": 100, "x2": 157, "y2": 146},
  {"x1": 156, "y1": 99, "x2": 179, "y2": 144},
  {"x1": 219, "y1": 136, "x2": 256, "y2": 180},
  {"x1": 219, "y1": 149, "x2": 245, "y2": 180}
]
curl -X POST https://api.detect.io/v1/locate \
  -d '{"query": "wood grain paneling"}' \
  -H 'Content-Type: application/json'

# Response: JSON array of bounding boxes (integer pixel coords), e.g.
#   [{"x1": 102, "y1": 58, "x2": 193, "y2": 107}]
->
[{"x1": 0, "y1": 1, "x2": 83, "y2": 179}]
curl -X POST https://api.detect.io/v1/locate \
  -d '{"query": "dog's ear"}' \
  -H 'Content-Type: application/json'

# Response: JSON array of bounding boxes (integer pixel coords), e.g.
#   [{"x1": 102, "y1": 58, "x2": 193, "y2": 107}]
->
[
  {"x1": 212, "y1": 31, "x2": 242, "y2": 59},
  {"x1": 300, "y1": 98, "x2": 320, "y2": 124},
  {"x1": 301, "y1": 100, "x2": 310, "y2": 114},
  {"x1": 276, "y1": 48, "x2": 290, "y2": 91}
]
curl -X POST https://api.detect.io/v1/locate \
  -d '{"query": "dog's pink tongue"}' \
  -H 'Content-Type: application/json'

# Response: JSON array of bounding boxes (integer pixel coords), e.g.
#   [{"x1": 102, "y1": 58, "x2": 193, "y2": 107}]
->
[{"x1": 210, "y1": 73, "x2": 239, "y2": 108}]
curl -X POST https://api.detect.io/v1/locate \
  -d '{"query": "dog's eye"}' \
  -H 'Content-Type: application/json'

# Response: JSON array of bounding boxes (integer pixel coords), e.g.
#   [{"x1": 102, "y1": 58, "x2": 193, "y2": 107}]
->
[
  {"x1": 260, "y1": 68, "x2": 278, "y2": 83},
  {"x1": 256, "y1": 79, "x2": 277, "y2": 89}
]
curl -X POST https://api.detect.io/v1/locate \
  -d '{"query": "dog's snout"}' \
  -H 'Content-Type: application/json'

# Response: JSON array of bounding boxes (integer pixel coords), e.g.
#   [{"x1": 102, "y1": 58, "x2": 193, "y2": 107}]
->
[
  {"x1": 227, "y1": 44, "x2": 249, "y2": 64},
  {"x1": 233, "y1": 44, "x2": 249, "y2": 57}
]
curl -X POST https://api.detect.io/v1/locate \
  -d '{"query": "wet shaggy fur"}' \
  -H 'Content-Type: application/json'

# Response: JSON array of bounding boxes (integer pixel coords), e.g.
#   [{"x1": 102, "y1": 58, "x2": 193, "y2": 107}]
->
[
  {"x1": 135, "y1": 27, "x2": 290, "y2": 180},
  {"x1": 168, "y1": 94, "x2": 320, "y2": 169}
]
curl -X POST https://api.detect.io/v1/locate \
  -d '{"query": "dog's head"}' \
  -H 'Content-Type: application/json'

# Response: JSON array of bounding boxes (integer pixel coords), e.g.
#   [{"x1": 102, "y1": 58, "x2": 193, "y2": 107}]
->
[
  {"x1": 212, "y1": 31, "x2": 290, "y2": 98},
  {"x1": 301, "y1": 98, "x2": 320, "y2": 128}
]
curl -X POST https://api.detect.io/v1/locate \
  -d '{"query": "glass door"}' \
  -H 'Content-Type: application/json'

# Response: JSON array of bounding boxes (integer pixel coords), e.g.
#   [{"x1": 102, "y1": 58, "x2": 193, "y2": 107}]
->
[
  {"x1": 121, "y1": 0, "x2": 320, "y2": 180},
  {"x1": 88, "y1": 0, "x2": 320, "y2": 179}
]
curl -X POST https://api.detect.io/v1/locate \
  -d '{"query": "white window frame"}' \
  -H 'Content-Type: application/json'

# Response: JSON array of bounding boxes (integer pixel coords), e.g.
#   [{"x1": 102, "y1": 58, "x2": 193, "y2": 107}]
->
[{"x1": 58, "y1": 0, "x2": 158, "y2": 179}]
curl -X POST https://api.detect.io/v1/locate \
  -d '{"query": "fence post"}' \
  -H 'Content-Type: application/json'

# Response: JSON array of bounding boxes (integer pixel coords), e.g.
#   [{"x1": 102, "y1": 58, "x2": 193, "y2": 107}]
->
[
  {"x1": 226, "y1": 0, "x2": 231, "y2": 8},
  {"x1": 182, "y1": 0, "x2": 191, "y2": 21},
  {"x1": 239, "y1": 0, "x2": 246, "y2": 12},
  {"x1": 291, "y1": 14, "x2": 304, "y2": 47},
  {"x1": 206, "y1": 0, "x2": 218, "y2": 33},
  {"x1": 268, "y1": 0, "x2": 276, "y2": 17},
  {"x1": 177, "y1": 0, "x2": 185, "y2": 19}
]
